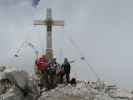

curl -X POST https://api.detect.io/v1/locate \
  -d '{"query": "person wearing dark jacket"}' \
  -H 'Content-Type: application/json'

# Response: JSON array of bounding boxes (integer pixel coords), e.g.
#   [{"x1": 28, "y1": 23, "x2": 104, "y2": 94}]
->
[{"x1": 61, "y1": 58, "x2": 71, "y2": 83}]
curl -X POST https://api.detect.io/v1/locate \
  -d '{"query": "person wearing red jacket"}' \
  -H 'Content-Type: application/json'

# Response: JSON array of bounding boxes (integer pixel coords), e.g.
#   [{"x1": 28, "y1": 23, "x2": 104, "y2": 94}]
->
[
  {"x1": 35, "y1": 55, "x2": 49, "y2": 89},
  {"x1": 35, "y1": 55, "x2": 48, "y2": 71}
]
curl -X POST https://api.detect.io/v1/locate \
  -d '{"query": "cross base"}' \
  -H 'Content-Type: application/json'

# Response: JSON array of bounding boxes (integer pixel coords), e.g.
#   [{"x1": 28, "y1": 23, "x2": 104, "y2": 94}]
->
[{"x1": 46, "y1": 48, "x2": 53, "y2": 60}]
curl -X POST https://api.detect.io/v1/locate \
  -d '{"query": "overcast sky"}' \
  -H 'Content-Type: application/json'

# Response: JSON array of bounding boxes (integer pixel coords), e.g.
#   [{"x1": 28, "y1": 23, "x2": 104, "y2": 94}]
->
[{"x1": 0, "y1": 0, "x2": 133, "y2": 89}]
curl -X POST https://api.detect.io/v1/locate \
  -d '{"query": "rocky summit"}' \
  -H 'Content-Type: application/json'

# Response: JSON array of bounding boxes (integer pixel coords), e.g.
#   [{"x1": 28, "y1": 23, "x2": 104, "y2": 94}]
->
[{"x1": 0, "y1": 66, "x2": 133, "y2": 100}]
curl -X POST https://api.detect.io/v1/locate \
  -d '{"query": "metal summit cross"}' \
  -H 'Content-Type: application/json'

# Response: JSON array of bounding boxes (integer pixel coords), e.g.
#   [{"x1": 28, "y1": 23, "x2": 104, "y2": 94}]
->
[{"x1": 34, "y1": 8, "x2": 64, "y2": 60}]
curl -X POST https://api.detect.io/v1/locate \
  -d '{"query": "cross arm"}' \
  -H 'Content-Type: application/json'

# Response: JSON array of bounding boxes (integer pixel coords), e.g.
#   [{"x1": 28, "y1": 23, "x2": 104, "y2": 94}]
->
[
  {"x1": 52, "y1": 20, "x2": 64, "y2": 26},
  {"x1": 33, "y1": 20, "x2": 47, "y2": 25}
]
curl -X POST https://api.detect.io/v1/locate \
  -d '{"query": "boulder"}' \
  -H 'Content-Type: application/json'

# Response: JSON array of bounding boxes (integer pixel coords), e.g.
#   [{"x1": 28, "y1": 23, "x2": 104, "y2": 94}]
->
[{"x1": 0, "y1": 70, "x2": 40, "y2": 100}]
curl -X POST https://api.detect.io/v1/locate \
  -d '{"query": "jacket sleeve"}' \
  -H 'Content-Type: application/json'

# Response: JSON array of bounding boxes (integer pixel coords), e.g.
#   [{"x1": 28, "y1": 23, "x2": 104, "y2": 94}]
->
[
  {"x1": 61, "y1": 64, "x2": 64, "y2": 68},
  {"x1": 69, "y1": 63, "x2": 71, "y2": 71},
  {"x1": 35, "y1": 59, "x2": 38, "y2": 65}
]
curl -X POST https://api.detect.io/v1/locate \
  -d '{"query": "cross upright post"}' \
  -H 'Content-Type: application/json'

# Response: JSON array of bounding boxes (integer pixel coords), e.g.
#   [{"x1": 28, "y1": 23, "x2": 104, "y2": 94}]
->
[{"x1": 34, "y1": 8, "x2": 64, "y2": 60}]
